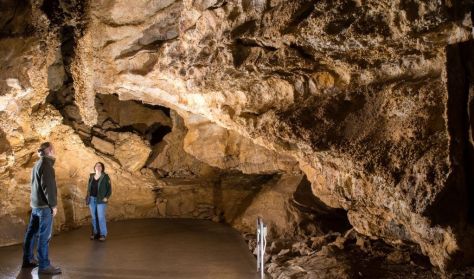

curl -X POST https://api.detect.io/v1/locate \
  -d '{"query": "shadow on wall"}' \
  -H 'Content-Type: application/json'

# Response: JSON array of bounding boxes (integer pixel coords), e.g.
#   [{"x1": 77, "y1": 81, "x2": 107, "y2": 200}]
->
[
  {"x1": 0, "y1": 128, "x2": 11, "y2": 156},
  {"x1": 292, "y1": 175, "x2": 352, "y2": 234},
  {"x1": 426, "y1": 40, "x2": 474, "y2": 229}
]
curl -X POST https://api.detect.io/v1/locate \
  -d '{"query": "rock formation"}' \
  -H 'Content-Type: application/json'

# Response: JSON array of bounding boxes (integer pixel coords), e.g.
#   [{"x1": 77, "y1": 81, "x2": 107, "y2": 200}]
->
[{"x1": 1, "y1": 0, "x2": 474, "y2": 277}]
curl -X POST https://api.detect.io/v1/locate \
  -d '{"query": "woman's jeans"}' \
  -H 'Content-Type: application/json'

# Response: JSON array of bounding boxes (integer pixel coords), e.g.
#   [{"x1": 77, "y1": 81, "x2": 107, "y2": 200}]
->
[
  {"x1": 23, "y1": 207, "x2": 53, "y2": 269},
  {"x1": 89, "y1": 197, "x2": 107, "y2": 236}
]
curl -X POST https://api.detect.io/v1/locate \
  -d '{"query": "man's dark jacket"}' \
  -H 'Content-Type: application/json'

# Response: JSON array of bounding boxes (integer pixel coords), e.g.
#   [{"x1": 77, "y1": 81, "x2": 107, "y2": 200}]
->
[{"x1": 30, "y1": 156, "x2": 57, "y2": 208}]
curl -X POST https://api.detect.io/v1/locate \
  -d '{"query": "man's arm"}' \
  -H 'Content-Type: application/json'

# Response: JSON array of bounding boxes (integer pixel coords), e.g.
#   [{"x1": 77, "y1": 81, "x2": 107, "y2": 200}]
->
[{"x1": 40, "y1": 162, "x2": 58, "y2": 209}]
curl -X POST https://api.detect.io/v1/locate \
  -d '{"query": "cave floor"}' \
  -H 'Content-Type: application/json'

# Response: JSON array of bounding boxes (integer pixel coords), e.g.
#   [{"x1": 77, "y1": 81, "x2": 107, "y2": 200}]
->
[{"x1": 0, "y1": 219, "x2": 259, "y2": 279}]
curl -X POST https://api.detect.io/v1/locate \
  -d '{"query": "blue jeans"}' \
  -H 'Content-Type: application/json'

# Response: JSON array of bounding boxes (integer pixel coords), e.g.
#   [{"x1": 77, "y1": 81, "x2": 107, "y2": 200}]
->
[
  {"x1": 89, "y1": 197, "x2": 107, "y2": 236},
  {"x1": 23, "y1": 208, "x2": 53, "y2": 269}
]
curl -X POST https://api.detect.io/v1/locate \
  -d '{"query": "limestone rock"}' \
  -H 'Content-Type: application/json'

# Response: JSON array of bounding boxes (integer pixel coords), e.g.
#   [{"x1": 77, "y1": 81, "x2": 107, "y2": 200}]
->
[
  {"x1": 147, "y1": 111, "x2": 213, "y2": 177},
  {"x1": 91, "y1": 136, "x2": 114, "y2": 155},
  {"x1": 0, "y1": 215, "x2": 28, "y2": 248},
  {"x1": 1, "y1": 0, "x2": 474, "y2": 272},
  {"x1": 114, "y1": 132, "x2": 151, "y2": 172},
  {"x1": 232, "y1": 175, "x2": 304, "y2": 238},
  {"x1": 386, "y1": 250, "x2": 411, "y2": 264},
  {"x1": 183, "y1": 113, "x2": 299, "y2": 174},
  {"x1": 97, "y1": 94, "x2": 171, "y2": 130},
  {"x1": 63, "y1": 105, "x2": 82, "y2": 122}
]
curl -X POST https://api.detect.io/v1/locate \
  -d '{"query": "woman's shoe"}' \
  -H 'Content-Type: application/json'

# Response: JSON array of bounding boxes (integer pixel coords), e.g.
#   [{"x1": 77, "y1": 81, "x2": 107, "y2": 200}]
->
[
  {"x1": 90, "y1": 234, "x2": 97, "y2": 240},
  {"x1": 99, "y1": 235, "x2": 106, "y2": 241}
]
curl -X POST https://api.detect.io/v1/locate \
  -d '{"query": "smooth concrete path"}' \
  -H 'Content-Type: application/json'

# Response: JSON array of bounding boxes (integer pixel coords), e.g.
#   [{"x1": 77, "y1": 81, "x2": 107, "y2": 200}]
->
[{"x1": 0, "y1": 219, "x2": 259, "y2": 279}]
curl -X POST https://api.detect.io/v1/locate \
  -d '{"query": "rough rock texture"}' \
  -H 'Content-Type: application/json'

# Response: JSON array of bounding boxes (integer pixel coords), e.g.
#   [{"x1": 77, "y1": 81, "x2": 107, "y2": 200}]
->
[
  {"x1": 1, "y1": 0, "x2": 474, "y2": 275},
  {"x1": 233, "y1": 174, "x2": 303, "y2": 237},
  {"x1": 182, "y1": 111, "x2": 300, "y2": 174},
  {"x1": 66, "y1": 0, "x2": 474, "y2": 270},
  {"x1": 147, "y1": 110, "x2": 217, "y2": 177},
  {"x1": 114, "y1": 132, "x2": 151, "y2": 172},
  {"x1": 155, "y1": 173, "x2": 273, "y2": 221},
  {"x1": 0, "y1": 0, "x2": 298, "y2": 250},
  {"x1": 97, "y1": 94, "x2": 171, "y2": 130},
  {"x1": 256, "y1": 229, "x2": 442, "y2": 279}
]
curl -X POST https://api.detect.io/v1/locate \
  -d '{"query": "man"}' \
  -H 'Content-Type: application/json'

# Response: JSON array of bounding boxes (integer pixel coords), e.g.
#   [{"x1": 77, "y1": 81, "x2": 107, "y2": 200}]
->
[{"x1": 22, "y1": 142, "x2": 62, "y2": 275}]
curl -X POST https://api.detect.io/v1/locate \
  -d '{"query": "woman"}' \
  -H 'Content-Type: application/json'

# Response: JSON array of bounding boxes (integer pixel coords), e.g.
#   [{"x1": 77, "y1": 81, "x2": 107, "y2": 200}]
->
[{"x1": 86, "y1": 162, "x2": 112, "y2": 241}]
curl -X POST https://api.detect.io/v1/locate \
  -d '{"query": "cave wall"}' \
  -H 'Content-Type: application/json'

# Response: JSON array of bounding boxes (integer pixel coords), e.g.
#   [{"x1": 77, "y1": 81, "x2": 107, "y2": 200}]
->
[
  {"x1": 0, "y1": 0, "x2": 303, "y2": 248},
  {"x1": 0, "y1": 0, "x2": 473, "y2": 271},
  {"x1": 67, "y1": 0, "x2": 474, "y2": 270}
]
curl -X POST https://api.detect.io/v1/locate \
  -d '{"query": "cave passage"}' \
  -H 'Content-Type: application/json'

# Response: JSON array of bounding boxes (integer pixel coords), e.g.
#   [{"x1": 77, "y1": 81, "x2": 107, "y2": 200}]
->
[
  {"x1": 429, "y1": 39, "x2": 474, "y2": 226},
  {"x1": 0, "y1": 219, "x2": 258, "y2": 279}
]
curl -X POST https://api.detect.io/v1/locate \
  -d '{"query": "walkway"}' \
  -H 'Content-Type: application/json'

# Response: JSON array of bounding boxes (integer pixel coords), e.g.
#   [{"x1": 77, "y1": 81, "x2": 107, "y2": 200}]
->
[{"x1": 0, "y1": 219, "x2": 258, "y2": 279}]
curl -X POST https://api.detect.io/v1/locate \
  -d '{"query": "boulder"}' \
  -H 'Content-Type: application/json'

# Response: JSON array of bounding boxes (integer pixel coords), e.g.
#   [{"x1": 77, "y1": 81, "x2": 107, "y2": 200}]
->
[
  {"x1": 91, "y1": 136, "x2": 114, "y2": 155},
  {"x1": 114, "y1": 132, "x2": 151, "y2": 172}
]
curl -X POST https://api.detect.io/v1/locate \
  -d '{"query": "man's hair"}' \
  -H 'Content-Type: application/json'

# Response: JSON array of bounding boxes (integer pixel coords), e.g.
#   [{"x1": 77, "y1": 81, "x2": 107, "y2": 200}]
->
[{"x1": 38, "y1": 142, "x2": 51, "y2": 156}]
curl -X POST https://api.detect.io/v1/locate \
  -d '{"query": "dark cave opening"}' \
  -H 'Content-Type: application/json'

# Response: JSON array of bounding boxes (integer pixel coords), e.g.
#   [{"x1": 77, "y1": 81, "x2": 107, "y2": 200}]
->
[
  {"x1": 59, "y1": 25, "x2": 75, "y2": 78},
  {"x1": 46, "y1": 25, "x2": 76, "y2": 111},
  {"x1": 148, "y1": 124, "x2": 172, "y2": 145},
  {"x1": 140, "y1": 102, "x2": 171, "y2": 117},
  {"x1": 449, "y1": 40, "x2": 474, "y2": 226},
  {"x1": 40, "y1": 0, "x2": 62, "y2": 26},
  {"x1": 427, "y1": 40, "x2": 474, "y2": 228},
  {"x1": 94, "y1": 93, "x2": 172, "y2": 145},
  {"x1": 0, "y1": 0, "x2": 32, "y2": 37},
  {"x1": 292, "y1": 175, "x2": 352, "y2": 234},
  {"x1": 40, "y1": 0, "x2": 87, "y2": 29}
]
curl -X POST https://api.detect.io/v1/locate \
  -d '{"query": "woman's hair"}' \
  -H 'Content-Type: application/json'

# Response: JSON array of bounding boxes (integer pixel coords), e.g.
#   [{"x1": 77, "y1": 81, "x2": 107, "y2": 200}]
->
[
  {"x1": 37, "y1": 142, "x2": 51, "y2": 156},
  {"x1": 94, "y1": 162, "x2": 105, "y2": 172}
]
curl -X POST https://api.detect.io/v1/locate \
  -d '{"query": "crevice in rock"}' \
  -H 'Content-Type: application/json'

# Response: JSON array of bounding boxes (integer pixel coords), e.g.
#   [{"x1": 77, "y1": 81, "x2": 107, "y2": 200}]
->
[
  {"x1": 141, "y1": 102, "x2": 171, "y2": 117},
  {"x1": 292, "y1": 175, "x2": 351, "y2": 234},
  {"x1": 426, "y1": 40, "x2": 474, "y2": 228},
  {"x1": 148, "y1": 124, "x2": 172, "y2": 145},
  {"x1": 468, "y1": 4, "x2": 474, "y2": 225},
  {"x1": 235, "y1": 38, "x2": 278, "y2": 51},
  {"x1": 40, "y1": 0, "x2": 88, "y2": 30},
  {"x1": 115, "y1": 2, "x2": 181, "y2": 61},
  {"x1": 324, "y1": 17, "x2": 355, "y2": 35},
  {"x1": 40, "y1": 0, "x2": 63, "y2": 27},
  {"x1": 288, "y1": 43, "x2": 314, "y2": 61},
  {"x1": 231, "y1": 42, "x2": 250, "y2": 68},
  {"x1": 231, "y1": 20, "x2": 257, "y2": 39},
  {"x1": 44, "y1": 0, "x2": 89, "y2": 134},
  {"x1": 116, "y1": 41, "x2": 164, "y2": 60},
  {"x1": 216, "y1": 172, "x2": 276, "y2": 223},
  {"x1": 46, "y1": 23, "x2": 83, "y2": 126},
  {"x1": 0, "y1": 0, "x2": 34, "y2": 38},
  {"x1": 94, "y1": 94, "x2": 171, "y2": 141},
  {"x1": 281, "y1": 1, "x2": 315, "y2": 34},
  {"x1": 232, "y1": 38, "x2": 278, "y2": 67}
]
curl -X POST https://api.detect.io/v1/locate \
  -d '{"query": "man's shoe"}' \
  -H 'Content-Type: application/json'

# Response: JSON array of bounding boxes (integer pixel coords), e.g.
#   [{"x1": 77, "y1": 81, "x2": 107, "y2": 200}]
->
[
  {"x1": 99, "y1": 235, "x2": 106, "y2": 241},
  {"x1": 38, "y1": 265, "x2": 62, "y2": 275},
  {"x1": 21, "y1": 260, "x2": 38, "y2": 268}
]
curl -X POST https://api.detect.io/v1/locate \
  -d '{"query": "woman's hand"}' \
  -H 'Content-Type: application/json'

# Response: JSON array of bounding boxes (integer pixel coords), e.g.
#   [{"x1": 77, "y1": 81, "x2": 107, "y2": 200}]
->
[{"x1": 103, "y1": 197, "x2": 108, "y2": 202}]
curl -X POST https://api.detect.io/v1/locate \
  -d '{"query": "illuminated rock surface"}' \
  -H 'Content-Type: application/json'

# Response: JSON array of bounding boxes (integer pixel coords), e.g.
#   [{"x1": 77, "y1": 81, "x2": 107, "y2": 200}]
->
[{"x1": 0, "y1": 0, "x2": 473, "y2": 277}]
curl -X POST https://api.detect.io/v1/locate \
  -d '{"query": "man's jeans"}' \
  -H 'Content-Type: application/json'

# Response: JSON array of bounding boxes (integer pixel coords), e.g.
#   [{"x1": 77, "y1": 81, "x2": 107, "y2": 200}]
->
[
  {"x1": 89, "y1": 197, "x2": 107, "y2": 236},
  {"x1": 23, "y1": 208, "x2": 53, "y2": 269}
]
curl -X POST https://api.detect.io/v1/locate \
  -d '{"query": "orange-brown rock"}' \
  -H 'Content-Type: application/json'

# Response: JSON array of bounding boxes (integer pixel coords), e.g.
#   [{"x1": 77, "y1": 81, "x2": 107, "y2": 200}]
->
[{"x1": 1, "y1": 0, "x2": 473, "y2": 273}]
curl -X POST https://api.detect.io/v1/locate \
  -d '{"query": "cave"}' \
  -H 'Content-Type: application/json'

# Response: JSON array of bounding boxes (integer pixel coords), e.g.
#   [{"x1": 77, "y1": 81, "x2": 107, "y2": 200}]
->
[{"x1": 1, "y1": 0, "x2": 474, "y2": 278}]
